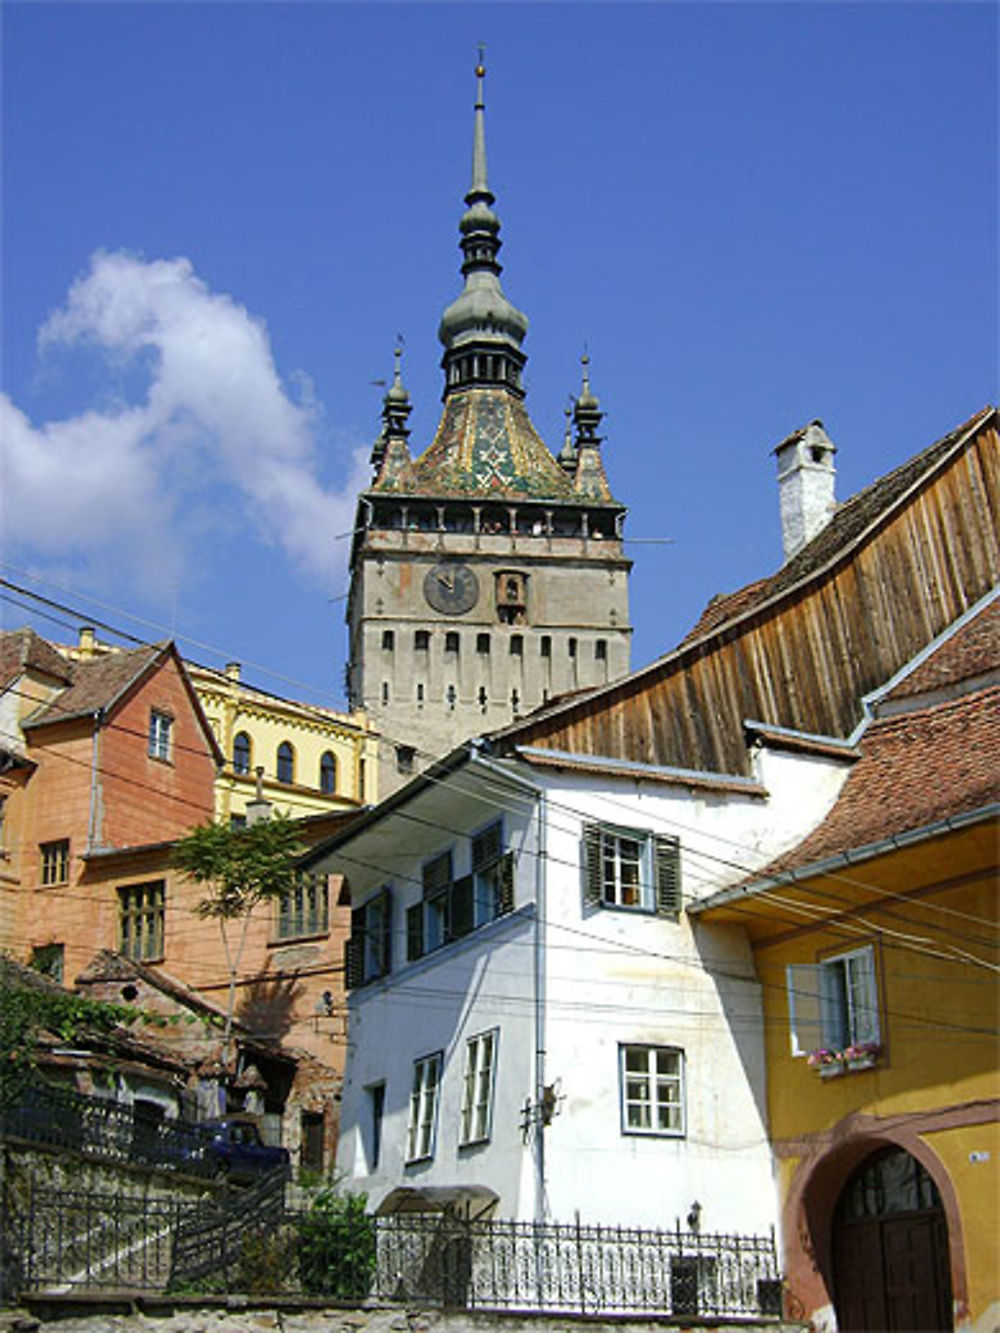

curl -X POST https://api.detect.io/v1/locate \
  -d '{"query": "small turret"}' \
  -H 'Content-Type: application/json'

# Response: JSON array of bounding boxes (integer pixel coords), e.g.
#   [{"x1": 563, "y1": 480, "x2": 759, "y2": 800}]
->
[
  {"x1": 571, "y1": 354, "x2": 613, "y2": 501},
  {"x1": 371, "y1": 347, "x2": 413, "y2": 482}
]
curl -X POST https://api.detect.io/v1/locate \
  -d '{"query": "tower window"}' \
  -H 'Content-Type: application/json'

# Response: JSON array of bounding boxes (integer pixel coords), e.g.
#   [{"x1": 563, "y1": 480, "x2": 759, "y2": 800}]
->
[
  {"x1": 233, "y1": 731, "x2": 252, "y2": 776},
  {"x1": 446, "y1": 684, "x2": 457, "y2": 709},
  {"x1": 477, "y1": 634, "x2": 491, "y2": 655},
  {"x1": 478, "y1": 687, "x2": 488, "y2": 710},
  {"x1": 415, "y1": 630, "x2": 430, "y2": 652},
  {"x1": 445, "y1": 631, "x2": 460, "y2": 654},
  {"x1": 540, "y1": 636, "x2": 551, "y2": 658},
  {"x1": 568, "y1": 638, "x2": 578, "y2": 658},
  {"x1": 277, "y1": 741, "x2": 295, "y2": 785},
  {"x1": 381, "y1": 682, "x2": 390, "y2": 705},
  {"x1": 510, "y1": 635, "x2": 523, "y2": 656},
  {"x1": 396, "y1": 746, "x2": 416, "y2": 776},
  {"x1": 382, "y1": 629, "x2": 395, "y2": 652},
  {"x1": 595, "y1": 639, "x2": 608, "y2": 661},
  {"x1": 416, "y1": 683, "x2": 425, "y2": 704}
]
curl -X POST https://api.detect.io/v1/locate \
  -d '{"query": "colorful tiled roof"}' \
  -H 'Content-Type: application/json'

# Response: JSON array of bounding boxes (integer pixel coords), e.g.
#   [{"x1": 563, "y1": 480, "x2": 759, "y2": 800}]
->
[{"x1": 372, "y1": 387, "x2": 611, "y2": 503}]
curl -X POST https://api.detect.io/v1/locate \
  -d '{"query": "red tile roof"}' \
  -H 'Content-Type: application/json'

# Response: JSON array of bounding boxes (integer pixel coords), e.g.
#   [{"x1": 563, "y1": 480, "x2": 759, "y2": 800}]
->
[
  {"x1": 885, "y1": 597, "x2": 999, "y2": 702},
  {"x1": 22, "y1": 643, "x2": 166, "y2": 728},
  {"x1": 0, "y1": 627, "x2": 74, "y2": 690},
  {"x1": 751, "y1": 683, "x2": 999, "y2": 879}
]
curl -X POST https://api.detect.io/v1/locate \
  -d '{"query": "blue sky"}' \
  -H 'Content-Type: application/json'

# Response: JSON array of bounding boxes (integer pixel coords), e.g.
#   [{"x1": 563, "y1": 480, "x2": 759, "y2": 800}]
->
[{"x1": 2, "y1": 2, "x2": 996, "y2": 711}]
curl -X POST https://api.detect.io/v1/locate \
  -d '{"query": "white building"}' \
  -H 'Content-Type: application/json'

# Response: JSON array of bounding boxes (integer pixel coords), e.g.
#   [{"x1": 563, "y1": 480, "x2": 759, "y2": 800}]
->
[{"x1": 304, "y1": 729, "x2": 852, "y2": 1232}]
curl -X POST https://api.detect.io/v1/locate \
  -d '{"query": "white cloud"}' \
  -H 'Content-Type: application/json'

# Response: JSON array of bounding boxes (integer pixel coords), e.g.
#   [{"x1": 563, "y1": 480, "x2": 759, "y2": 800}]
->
[{"x1": 1, "y1": 250, "x2": 367, "y2": 597}]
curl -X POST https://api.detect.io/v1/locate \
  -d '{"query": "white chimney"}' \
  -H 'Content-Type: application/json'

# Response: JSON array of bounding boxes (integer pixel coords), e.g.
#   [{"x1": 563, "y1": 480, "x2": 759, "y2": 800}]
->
[{"x1": 773, "y1": 420, "x2": 837, "y2": 562}]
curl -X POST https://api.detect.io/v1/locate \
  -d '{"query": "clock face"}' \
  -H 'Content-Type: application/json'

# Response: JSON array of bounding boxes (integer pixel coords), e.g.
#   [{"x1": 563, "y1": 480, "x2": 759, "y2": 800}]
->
[{"x1": 424, "y1": 563, "x2": 479, "y2": 615}]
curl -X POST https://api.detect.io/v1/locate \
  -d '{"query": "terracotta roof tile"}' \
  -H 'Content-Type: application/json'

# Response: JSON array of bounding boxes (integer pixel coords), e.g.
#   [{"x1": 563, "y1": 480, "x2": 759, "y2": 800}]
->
[
  {"x1": 886, "y1": 598, "x2": 1000, "y2": 701},
  {"x1": 0, "y1": 627, "x2": 74, "y2": 690},
  {"x1": 23, "y1": 643, "x2": 165, "y2": 728},
  {"x1": 754, "y1": 684, "x2": 999, "y2": 878}
]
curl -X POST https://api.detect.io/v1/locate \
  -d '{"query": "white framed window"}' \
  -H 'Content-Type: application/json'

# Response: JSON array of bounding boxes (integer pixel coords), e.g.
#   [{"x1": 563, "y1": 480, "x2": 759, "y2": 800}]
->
[
  {"x1": 787, "y1": 945, "x2": 881, "y2": 1056},
  {"x1": 460, "y1": 1029, "x2": 497, "y2": 1146},
  {"x1": 406, "y1": 1051, "x2": 442, "y2": 1162},
  {"x1": 148, "y1": 710, "x2": 173, "y2": 762},
  {"x1": 620, "y1": 1044, "x2": 685, "y2": 1136},
  {"x1": 472, "y1": 820, "x2": 513, "y2": 926},
  {"x1": 583, "y1": 823, "x2": 681, "y2": 916}
]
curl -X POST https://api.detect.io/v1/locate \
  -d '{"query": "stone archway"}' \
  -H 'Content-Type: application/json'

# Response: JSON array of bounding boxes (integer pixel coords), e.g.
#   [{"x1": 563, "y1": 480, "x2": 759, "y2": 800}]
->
[{"x1": 831, "y1": 1146, "x2": 953, "y2": 1331}]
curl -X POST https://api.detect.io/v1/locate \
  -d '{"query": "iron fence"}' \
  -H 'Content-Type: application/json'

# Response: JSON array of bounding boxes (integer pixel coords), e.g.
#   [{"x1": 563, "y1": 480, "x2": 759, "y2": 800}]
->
[
  {"x1": 5, "y1": 1183, "x2": 783, "y2": 1319},
  {"x1": 0, "y1": 1081, "x2": 221, "y2": 1180}
]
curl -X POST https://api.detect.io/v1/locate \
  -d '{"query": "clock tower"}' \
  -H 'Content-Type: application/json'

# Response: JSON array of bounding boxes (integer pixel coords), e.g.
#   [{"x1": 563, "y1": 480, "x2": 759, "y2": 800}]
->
[{"x1": 346, "y1": 59, "x2": 632, "y2": 793}]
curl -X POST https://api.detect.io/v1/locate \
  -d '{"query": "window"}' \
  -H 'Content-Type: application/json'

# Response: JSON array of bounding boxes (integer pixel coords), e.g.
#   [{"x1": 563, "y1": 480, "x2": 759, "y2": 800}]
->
[
  {"x1": 472, "y1": 821, "x2": 514, "y2": 926},
  {"x1": 277, "y1": 741, "x2": 295, "y2": 784},
  {"x1": 31, "y1": 943, "x2": 64, "y2": 984},
  {"x1": 445, "y1": 632, "x2": 460, "y2": 654},
  {"x1": 230, "y1": 813, "x2": 247, "y2": 830},
  {"x1": 595, "y1": 639, "x2": 607, "y2": 661},
  {"x1": 233, "y1": 731, "x2": 252, "y2": 775},
  {"x1": 396, "y1": 744, "x2": 416, "y2": 775},
  {"x1": 148, "y1": 710, "x2": 172, "y2": 762},
  {"x1": 345, "y1": 887, "x2": 392, "y2": 988},
  {"x1": 414, "y1": 630, "x2": 430, "y2": 652},
  {"x1": 381, "y1": 682, "x2": 390, "y2": 705},
  {"x1": 422, "y1": 850, "x2": 453, "y2": 952},
  {"x1": 319, "y1": 751, "x2": 337, "y2": 794},
  {"x1": 278, "y1": 873, "x2": 329, "y2": 940},
  {"x1": 620, "y1": 1045, "x2": 685, "y2": 1136},
  {"x1": 382, "y1": 629, "x2": 395, "y2": 652},
  {"x1": 407, "y1": 834, "x2": 514, "y2": 964},
  {"x1": 540, "y1": 636, "x2": 551, "y2": 658},
  {"x1": 568, "y1": 637, "x2": 577, "y2": 658},
  {"x1": 510, "y1": 635, "x2": 523, "y2": 657},
  {"x1": 787, "y1": 945, "x2": 881, "y2": 1057},
  {"x1": 40, "y1": 839, "x2": 70, "y2": 886},
  {"x1": 476, "y1": 633, "x2": 491, "y2": 655},
  {"x1": 416, "y1": 683, "x2": 424, "y2": 704},
  {"x1": 367, "y1": 1083, "x2": 386, "y2": 1171},
  {"x1": 406, "y1": 1052, "x2": 443, "y2": 1162},
  {"x1": 582, "y1": 824, "x2": 681, "y2": 916},
  {"x1": 119, "y1": 880, "x2": 165, "y2": 961},
  {"x1": 460, "y1": 1029, "x2": 497, "y2": 1146}
]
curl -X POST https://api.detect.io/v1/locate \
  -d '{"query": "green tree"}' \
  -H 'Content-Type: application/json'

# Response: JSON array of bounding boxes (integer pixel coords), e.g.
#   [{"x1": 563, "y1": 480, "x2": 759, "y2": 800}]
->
[{"x1": 172, "y1": 813, "x2": 303, "y2": 1055}]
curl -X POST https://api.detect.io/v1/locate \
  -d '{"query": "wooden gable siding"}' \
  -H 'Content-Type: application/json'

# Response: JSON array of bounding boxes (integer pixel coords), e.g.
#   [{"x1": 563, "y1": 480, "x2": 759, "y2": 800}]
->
[{"x1": 503, "y1": 420, "x2": 999, "y2": 775}]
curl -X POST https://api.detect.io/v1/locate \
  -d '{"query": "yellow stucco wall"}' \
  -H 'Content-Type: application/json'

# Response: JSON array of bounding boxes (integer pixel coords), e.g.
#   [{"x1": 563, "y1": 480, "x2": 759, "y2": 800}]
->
[
  {"x1": 729, "y1": 821, "x2": 998, "y2": 1329},
  {"x1": 186, "y1": 663, "x2": 379, "y2": 821}
]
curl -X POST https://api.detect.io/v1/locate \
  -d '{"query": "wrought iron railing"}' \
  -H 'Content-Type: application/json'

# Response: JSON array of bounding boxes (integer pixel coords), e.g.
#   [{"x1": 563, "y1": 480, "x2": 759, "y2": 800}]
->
[
  {"x1": 5, "y1": 1186, "x2": 783, "y2": 1319},
  {"x1": 0, "y1": 1081, "x2": 220, "y2": 1180}
]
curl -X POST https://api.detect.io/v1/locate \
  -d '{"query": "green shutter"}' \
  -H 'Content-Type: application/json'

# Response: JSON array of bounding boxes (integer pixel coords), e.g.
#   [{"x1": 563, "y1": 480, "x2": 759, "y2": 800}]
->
[
  {"x1": 377, "y1": 888, "x2": 392, "y2": 977},
  {"x1": 498, "y1": 852, "x2": 515, "y2": 915},
  {"x1": 582, "y1": 824, "x2": 603, "y2": 908},
  {"x1": 654, "y1": 835, "x2": 682, "y2": 917},
  {"x1": 345, "y1": 905, "x2": 366, "y2": 989},
  {"x1": 451, "y1": 874, "x2": 474, "y2": 939},
  {"x1": 406, "y1": 903, "x2": 424, "y2": 962}
]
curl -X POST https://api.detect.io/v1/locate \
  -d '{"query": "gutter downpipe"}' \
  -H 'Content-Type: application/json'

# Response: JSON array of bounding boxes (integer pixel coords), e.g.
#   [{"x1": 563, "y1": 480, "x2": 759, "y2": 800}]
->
[
  {"x1": 86, "y1": 709, "x2": 103, "y2": 852},
  {"x1": 468, "y1": 748, "x2": 547, "y2": 1222}
]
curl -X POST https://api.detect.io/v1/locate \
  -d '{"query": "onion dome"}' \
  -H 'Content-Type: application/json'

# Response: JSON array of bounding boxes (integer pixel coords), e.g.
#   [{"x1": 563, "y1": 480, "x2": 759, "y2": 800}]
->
[
  {"x1": 371, "y1": 347, "x2": 414, "y2": 484},
  {"x1": 438, "y1": 55, "x2": 529, "y2": 399}
]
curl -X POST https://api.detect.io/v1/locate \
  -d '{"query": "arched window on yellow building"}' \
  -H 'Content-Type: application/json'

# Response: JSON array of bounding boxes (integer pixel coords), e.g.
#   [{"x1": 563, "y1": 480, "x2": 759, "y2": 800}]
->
[
  {"x1": 233, "y1": 731, "x2": 252, "y2": 776},
  {"x1": 277, "y1": 741, "x2": 295, "y2": 785},
  {"x1": 320, "y1": 751, "x2": 337, "y2": 794}
]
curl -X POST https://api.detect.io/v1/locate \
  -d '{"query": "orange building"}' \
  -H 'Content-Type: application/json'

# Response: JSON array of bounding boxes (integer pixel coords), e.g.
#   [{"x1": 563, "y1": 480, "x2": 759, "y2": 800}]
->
[
  {"x1": 0, "y1": 628, "x2": 357, "y2": 1174},
  {"x1": 693, "y1": 598, "x2": 999, "y2": 1332}
]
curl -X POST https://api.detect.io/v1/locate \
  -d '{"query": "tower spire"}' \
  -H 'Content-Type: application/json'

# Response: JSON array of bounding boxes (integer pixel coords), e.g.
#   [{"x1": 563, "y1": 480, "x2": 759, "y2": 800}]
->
[{"x1": 438, "y1": 54, "x2": 529, "y2": 399}]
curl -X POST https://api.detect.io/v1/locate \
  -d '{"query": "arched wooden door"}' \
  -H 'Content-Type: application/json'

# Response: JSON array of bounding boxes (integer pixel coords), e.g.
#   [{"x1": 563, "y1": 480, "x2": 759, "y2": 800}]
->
[{"x1": 832, "y1": 1147, "x2": 953, "y2": 1331}]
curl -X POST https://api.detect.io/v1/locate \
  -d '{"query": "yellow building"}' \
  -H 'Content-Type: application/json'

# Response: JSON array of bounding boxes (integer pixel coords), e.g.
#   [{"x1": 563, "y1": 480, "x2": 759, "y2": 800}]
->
[
  {"x1": 693, "y1": 598, "x2": 999, "y2": 1333},
  {"x1": 63, "y1": 629, "x2": 379, "y2": 820},
  {"x1": 186, "y1": 660, "x2": 378, "y2": 822}
]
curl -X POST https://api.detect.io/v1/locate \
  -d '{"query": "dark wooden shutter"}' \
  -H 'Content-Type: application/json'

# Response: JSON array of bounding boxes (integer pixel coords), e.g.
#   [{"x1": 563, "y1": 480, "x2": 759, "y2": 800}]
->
[
  {"x1": 450, "y1": 875, "x2": 474, "y2": 939},
  {"x1": 498, "y1": 852, "x2": 515, "y2": 915},
  {"x1": 582, "y1": 824, "x2": 603, "y2": 908},
  {"x1": 344, "y1": 906, "x2": 366, "y2": 989},
  {"x1": 472, "y1": 821, "x2": 502, "y2": 870},
  {"x1": 654, "y1": 835, "x2": 682, "y2": 917},
  {"x1": 406, "y1": 903, "x2": 424, "y2": 962},
  {"x1": 376, "y1": 888, "x2": 392, "y2": 977}
]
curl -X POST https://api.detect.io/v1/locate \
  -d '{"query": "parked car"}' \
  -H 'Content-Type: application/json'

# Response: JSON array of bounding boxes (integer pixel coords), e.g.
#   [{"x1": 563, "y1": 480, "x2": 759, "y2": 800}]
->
[{"x1": 196, "y1": 1115, "x2": 290, "y2": 1183}]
